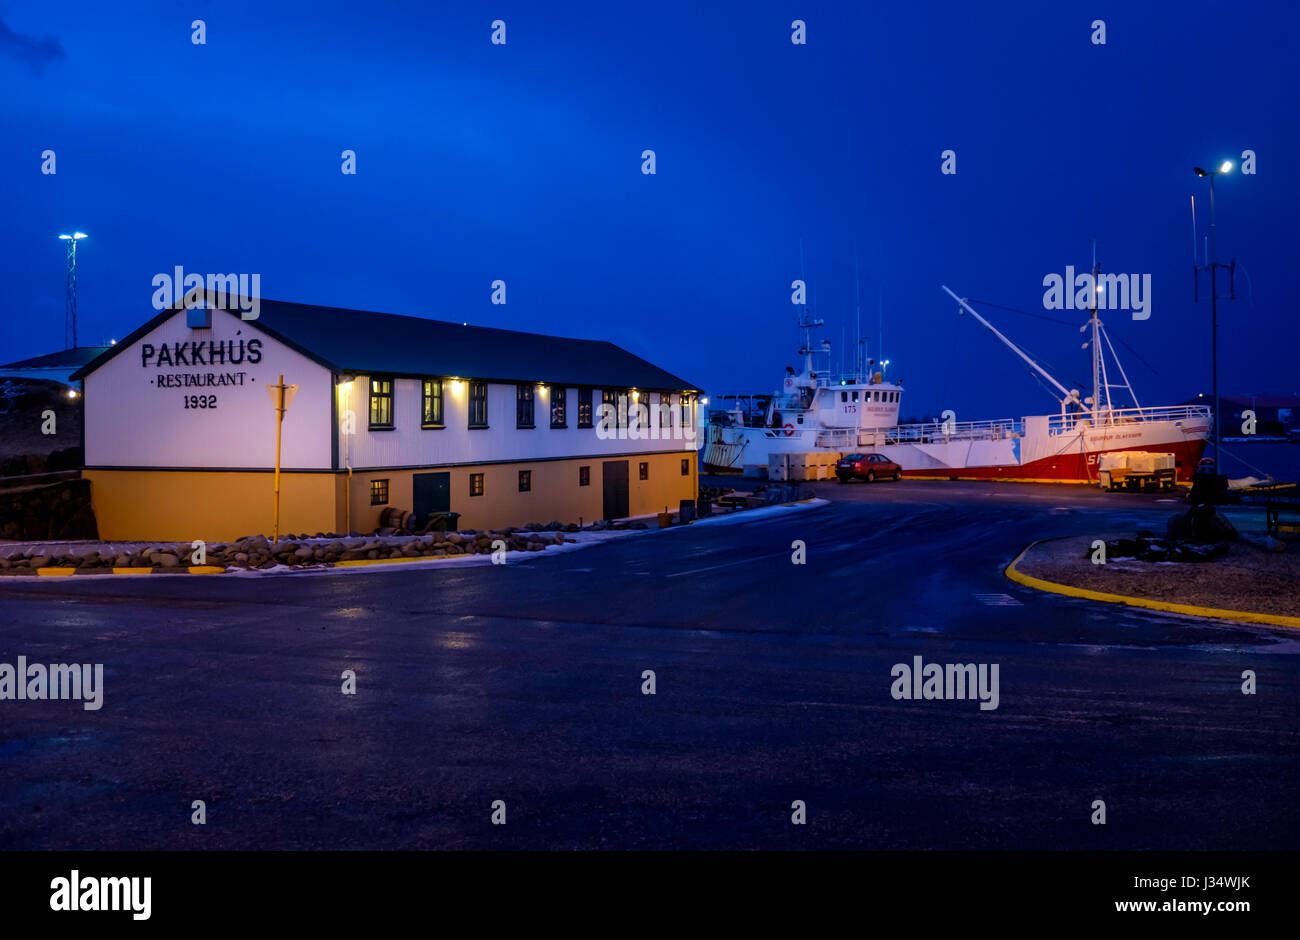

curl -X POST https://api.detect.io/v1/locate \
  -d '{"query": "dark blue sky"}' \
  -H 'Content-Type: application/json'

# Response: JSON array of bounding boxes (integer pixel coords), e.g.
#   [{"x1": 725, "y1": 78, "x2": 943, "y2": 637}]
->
[{"x1": 4, "y1": 1, "x2": 1296, "y2": 420}]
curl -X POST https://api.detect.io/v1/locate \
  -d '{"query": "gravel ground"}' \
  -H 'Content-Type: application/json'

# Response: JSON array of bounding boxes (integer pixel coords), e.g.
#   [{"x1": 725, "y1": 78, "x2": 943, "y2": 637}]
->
[{"x1": 1015, "y1": 533, "x2": 1300, "y2": 618}]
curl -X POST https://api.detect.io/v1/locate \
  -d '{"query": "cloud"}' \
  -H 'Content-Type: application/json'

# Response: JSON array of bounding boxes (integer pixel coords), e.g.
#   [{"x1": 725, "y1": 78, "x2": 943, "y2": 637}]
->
[{"x1": 0, "y1": 15, "x2": 64, "y2": 70}]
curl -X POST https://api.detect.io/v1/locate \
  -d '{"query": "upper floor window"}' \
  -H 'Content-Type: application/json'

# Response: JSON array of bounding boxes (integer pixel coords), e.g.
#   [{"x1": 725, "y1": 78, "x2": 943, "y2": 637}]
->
[
  {"x1": 422, "y1": 379, "x2": 444, "y2": 428},
  {"x1": 369, "y1": 377, "x2": 394, "y2": 429},
  {"x1": 550, "y1": 386, "x2": 567, "y2": 428},
  {"x1": 517, "y1": 384, "x2": 535, "y2": 429},
  {"x1": 602, "y1": 389, "x2": 626, "y2": 429},
  {"x1": 469, "y1": 380, "x2": 488, "y2": 428},
  {"x1": 578, "y1": 388, "x2": 593, "y2": 428},
  {"x1": 680, "y1": 394, "x2": 692, "y2": 427}
]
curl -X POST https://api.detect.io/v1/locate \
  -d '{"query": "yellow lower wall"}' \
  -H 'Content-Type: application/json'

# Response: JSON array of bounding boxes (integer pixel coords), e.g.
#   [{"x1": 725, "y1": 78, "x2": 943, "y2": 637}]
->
[
  {"x1": 86, "y1": 451, "x2": 698, "y2": 540},
  {"x1": 86, "y1": 470, "x2": 343, "y2": 542},
  {"x1": 347, "y1": 451, "x2": 698, "y2": 532}
]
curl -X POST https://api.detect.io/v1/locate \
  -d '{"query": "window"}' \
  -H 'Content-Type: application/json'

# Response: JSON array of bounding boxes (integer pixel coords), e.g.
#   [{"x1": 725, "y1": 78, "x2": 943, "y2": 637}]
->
[
  {"x1": 518, "y1": 469, "x2": 531, "y2": 492},
  {"x1": 370, "y1": 479, "x2": 389, "y2": 505},
  {"x1": 516, "y1": 384, "x2": 535, "y2": 428},
  {"x1": 578, "y1": 388, "x2": 593, "y2": 428},
  {"x1": 601, "y1": 389, "x2": 622, "y2": 430},
  {"x1": 639, "y1": 462, "x2": 648, "y2": 481},
  {"x1": 840, "y1": 391, "x2": 847, "y2": 402},
  {"x1": 469, "y1": 381, "x2": 488, "y2": 428},
  {"x1": 680, "y1": 394, "x2": 692, "y2": 427},
  {"x1": 852, "y1": 391, "x2": 859, "y2": 402},
  {"x1": 369, "y1": 377, "x2": 394, "y2": 428},
  {"x1": 469, "y1": 473, "x2": 484, "y2": 497},
  {"x1": 579, "y1": 466, "x2": 590, "y2": 486},
  {"x1": 550, "y1": 386, "x2": 567, "y2": 428},
  {"x1": 422, "y1": 379, "x2": 444, "y2": 428},
  {"x1": 681, "y1": 458, "x2": 690, "y2": 476}
]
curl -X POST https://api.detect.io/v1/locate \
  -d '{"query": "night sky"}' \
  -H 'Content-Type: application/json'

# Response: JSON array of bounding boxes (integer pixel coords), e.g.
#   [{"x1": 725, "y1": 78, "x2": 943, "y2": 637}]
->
[{"x1": 4, "y1": 1, "x2": 1296, "y2": 421}]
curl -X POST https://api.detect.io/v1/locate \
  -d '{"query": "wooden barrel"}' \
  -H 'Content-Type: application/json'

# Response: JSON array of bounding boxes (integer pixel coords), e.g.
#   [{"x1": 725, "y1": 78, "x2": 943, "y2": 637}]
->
[{"x1": 379, "y1": 507, "x2": 414, "y2": 531}]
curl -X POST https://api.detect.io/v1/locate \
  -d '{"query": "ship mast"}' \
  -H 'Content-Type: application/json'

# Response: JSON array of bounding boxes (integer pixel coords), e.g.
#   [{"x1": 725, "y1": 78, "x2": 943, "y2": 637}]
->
[{"x1": 1090, "y1": 241, "x2": 1103, "y2": 424}]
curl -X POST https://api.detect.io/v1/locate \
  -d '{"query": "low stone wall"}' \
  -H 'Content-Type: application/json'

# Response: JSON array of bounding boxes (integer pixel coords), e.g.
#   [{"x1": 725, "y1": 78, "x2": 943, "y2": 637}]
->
[
  {"x1": 0, "y1": 477, "x2": 98, "y2": 541},
  {"x1": 0, "y1": 528, "x2": 569, "y2": 572}
]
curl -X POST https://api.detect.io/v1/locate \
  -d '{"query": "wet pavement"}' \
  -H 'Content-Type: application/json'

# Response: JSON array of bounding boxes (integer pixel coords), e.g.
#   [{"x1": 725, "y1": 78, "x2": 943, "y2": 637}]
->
[{"x1": 1, "y1": 479, "x2": 1297, "y2": 849}]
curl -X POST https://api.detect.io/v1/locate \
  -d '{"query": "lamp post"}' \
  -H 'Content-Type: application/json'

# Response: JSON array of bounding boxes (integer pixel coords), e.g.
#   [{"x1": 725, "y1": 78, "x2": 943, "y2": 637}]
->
[
  {"x1": 1193, "y1": 161, "x2": 1233, "y2": 463},
  {"x1": 57, "y1": 232, "x2": 87, "y2": 349},
  {"x1": 266, "y1": 374, "x2": 298, "y2": 543}
]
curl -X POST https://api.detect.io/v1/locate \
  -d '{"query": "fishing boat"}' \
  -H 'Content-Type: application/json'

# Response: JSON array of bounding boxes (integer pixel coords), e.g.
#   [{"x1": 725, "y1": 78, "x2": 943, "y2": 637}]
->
[{"x1": 703, "y1": 280, "x2": 1211, "y2": 483}]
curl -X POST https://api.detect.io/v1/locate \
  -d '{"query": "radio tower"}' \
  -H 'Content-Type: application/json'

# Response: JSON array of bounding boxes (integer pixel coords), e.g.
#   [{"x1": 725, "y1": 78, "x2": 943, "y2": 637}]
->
[{"x1": 58, "y1": 232, "x2": 87, "y2": 348}]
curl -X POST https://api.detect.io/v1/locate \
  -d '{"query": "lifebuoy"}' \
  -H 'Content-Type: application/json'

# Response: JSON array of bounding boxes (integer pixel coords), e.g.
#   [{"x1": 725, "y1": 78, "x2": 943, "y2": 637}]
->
[{"x1": 783, "y1": 423, "x2": 795, "y2": 437}]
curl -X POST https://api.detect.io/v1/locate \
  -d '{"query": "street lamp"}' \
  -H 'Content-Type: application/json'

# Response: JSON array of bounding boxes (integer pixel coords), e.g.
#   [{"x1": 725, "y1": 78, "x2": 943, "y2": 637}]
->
[
  {"x1": 57, "y1": 232, "x2": 87, "y2": 349},
  {"x1": 1193, "y1": 162, "x2": 1232, "y2": 464},
  {"x1": 266, "y1": 374, "x2": 299, "y2": 543}
]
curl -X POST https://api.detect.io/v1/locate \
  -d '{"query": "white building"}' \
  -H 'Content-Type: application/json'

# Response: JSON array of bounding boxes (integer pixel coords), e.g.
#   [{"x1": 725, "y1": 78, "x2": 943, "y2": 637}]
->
[{"x1": 71, "y1": 294, "x2": 701, "y2": 540}]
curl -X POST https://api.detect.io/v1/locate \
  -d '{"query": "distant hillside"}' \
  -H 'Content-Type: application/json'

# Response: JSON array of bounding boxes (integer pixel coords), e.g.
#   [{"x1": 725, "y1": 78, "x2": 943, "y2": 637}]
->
[{"x1": 0, "y1": 378, "x2": 83, "y2": 460}]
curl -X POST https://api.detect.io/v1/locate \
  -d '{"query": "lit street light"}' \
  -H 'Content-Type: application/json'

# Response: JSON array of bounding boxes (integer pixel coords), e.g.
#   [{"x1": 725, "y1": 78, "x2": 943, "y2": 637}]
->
[{"x1": 57, "y1": 232, "x2": 87, "y2": 349}]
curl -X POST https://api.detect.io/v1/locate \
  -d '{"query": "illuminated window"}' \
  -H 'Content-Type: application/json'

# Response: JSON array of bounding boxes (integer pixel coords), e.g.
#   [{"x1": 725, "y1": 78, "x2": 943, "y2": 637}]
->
[
  {"x1": 578, "y1": 388, "x2": 593, "y2": 428},
  {"x1": 369, "y1": 479, "x2": 389, "y2": 505},
  {"x1": 579, "y1": 466, "x2": 590, "y2": 486},
  {"x1": 369, "y1": 377, "x2": 394, "y2": 428},
  {"x1": 469, "y1": 473, "x2": 484, "y2": 497},
  {"x1": 550, "y1": 386, "x2": 567, "y2": 428},
  {"x1": 518, "y1": 469, "x2": 531, "y2": 492},
  {"x1": 422, "y1": 379, "x2": 443, "y2": 428},
  {"x1": 639, "y1": 462, "x2": 648, "y2": 481}
]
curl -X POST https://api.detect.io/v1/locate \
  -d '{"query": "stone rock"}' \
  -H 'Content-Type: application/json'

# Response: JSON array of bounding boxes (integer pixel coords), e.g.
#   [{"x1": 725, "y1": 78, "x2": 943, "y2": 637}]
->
[
  {"x1": 294, "y1": 546, "x2": 315, "y2": 559},
  {"x1": 151, "y1": 552, "x2": 180, "y2": 568},
  {"x1": 29, "y1": 555, "x2": 51, "y2": 568}
]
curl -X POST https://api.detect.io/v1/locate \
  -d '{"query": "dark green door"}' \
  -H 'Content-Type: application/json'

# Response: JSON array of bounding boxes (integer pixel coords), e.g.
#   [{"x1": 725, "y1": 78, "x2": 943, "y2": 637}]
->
[
  {"x1": 413, "y1": 472, "x2": 450, "y2": 528},
  {"x1": 602, "y1": 460, "x2": 629, "y2": 520}
]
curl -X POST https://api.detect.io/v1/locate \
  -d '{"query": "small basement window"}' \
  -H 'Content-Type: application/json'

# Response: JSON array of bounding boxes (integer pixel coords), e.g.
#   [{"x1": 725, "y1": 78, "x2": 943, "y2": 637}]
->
[
  {"x1": 370, "y1": 479, "x2": 389, "y2": 505},
  {"x1": 681, "y1": 458, "x2": 690, "y2": 476},
  {"x1": 639, "y1": 462, "x2": 649, "y2": 481},
  {"x1": 469, "y1": 473, "x2": 484, "y2": 497},
  {"x1": 518, "y1": 469, "x2": 531, "y2": 492},
  {"x1": 579, "y1": 466, "x2": 590, "y2": 486}
]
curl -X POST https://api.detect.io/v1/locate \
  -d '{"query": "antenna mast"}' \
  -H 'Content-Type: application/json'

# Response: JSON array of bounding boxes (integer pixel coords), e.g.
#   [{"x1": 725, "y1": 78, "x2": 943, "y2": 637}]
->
[{"x1": 854, "y1": 245, "x2": 863, "y2": 381}]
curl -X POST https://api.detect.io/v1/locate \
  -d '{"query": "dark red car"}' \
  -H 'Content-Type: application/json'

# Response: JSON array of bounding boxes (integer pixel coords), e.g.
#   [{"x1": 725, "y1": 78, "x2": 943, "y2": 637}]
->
[{"x1": 836, "y1": 452, "x2": 902, "y2": 483}]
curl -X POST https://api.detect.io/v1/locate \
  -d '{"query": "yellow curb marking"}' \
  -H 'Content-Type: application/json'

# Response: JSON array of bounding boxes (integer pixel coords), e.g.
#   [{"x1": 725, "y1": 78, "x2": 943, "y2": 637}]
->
[
  {"x1": 36, "y1": 568, "x2": 77, "y2": 576},
  {"x1": 1005, "y1": 540, "x2": 1300, "y2": 629}
]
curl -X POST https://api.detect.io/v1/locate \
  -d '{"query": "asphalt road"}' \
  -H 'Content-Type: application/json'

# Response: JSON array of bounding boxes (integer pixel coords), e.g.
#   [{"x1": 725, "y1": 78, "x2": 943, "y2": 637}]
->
[{"x1": 1, "y1": 479, "x2": 1297, "y2": 850}]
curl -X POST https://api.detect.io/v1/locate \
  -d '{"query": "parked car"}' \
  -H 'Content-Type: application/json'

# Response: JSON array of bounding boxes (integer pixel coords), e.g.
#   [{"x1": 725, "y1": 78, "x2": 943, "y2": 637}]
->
[{"x1": 836, "y1": 452, "x2": 902, "y2": 483}]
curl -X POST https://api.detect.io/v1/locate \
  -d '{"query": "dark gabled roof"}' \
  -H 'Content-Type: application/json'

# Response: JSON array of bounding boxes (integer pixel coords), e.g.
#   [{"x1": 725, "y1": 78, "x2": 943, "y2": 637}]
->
[
  {"x1": 1, "y1": 346, "x2": 111, "y2": 370},
  {"x1": 71, "y1": 297, "x2": 698, "y2": 391}
]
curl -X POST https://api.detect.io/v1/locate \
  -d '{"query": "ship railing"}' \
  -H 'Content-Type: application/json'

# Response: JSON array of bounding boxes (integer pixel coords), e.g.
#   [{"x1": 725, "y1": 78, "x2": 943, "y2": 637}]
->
[
  {"x1": 883, "y1": 418, "x2": 1023, "y2": 444},
  {"x1": 1046, "y1": 404, "x2": 1212, "y2": 435}
]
